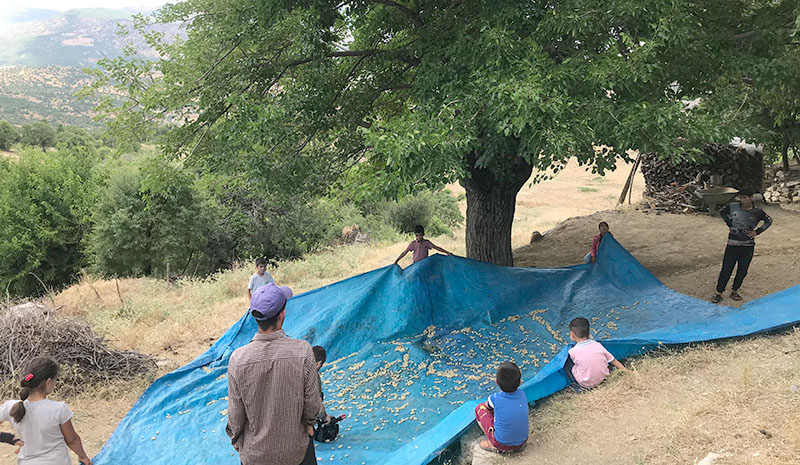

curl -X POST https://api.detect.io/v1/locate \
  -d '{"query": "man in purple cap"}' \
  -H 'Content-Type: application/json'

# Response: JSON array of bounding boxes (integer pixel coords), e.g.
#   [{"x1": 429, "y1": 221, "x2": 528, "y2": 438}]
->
[{"x1": 226, "y1": 283, "x2": 321, "y2": 465}]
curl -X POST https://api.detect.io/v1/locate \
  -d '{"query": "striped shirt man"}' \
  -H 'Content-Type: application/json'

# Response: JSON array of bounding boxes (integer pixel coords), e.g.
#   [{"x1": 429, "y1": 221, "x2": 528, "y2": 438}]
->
[{"x1": 226, "y1": 331, "x2": 320, "y2": 465}]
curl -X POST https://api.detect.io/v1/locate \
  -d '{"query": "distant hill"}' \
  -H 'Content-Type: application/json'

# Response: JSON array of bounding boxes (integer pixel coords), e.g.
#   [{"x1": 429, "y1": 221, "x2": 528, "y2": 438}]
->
[
  {"x1": 0, "y1": 8, "x2": 177, "y2": 68},
  {"x1": 0, "y1": 7, "x2": 176, "y2": 128},
  {"x1": 0, "y1": 66, "x2": 99, "y2": 127}
]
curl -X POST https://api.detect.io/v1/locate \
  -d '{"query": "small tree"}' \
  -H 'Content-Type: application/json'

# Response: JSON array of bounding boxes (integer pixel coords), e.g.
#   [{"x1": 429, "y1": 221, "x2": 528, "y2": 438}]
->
[
  {"x1": 88, "y1": 158, "x2": 211, "y2": 277},
  {"x1": 0, "y1": 148, "x2": 95, "y2": 296},
  {"x1": 20, "y1": 120, "x2": 57, "y2": 152},
  {"x1": 0, "y1": 120, "x2": 20, "y2": 151}
]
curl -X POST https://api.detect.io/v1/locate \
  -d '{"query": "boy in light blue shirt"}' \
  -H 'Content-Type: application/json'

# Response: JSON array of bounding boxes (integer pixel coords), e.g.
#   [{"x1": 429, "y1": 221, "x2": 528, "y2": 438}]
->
[
  {"x1": 247, "y1": 257, "x2": 275, "y2": 300},
  {"x1": 474, "y1": 361, "x2": 529, "y2": 452}
]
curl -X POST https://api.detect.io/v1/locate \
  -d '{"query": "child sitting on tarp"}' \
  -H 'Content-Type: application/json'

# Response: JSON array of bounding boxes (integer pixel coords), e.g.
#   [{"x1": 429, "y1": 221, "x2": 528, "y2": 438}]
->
[
  {"x1": 474, "y1": 362, "x2": 528, "y2": 453},
  {"x1": 564, "y1": 317, "x2": 626, "y2": 390},
  {"x1": 312, "y1": 346, "x2": 330, "y2": 423},
  {"x1": 584, "y1": 221, "x2": 613, "y2": 264}
]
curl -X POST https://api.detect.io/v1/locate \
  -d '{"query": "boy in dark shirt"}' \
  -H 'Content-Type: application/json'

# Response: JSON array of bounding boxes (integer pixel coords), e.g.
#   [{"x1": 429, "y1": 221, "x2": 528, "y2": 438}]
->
[{"x1": 711, "y1": 190, "x2": 772, "y2": 303}]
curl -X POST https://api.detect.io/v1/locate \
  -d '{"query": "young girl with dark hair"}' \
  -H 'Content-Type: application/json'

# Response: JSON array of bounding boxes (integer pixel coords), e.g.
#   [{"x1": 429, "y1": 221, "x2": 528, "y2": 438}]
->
[{"x1": 0, "y1": 357, "x2": 92, "y2": 465}]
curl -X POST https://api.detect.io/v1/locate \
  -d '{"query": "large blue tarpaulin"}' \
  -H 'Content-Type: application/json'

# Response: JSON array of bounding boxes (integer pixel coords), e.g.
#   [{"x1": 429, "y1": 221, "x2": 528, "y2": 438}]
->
[{"x1": 94, "y1": 237, "x2": 800, "y2": 465}]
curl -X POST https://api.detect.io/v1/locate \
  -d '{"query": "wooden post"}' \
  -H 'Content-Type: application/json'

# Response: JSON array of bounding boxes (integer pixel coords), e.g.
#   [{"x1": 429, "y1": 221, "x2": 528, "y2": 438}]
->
[{"x1": 618, "y1": 152, "x2": 643, "y2": 204}]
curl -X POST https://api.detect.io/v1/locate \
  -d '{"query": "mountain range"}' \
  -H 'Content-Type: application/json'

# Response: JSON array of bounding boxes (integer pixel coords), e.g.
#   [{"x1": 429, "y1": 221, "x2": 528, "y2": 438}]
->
[{"x1": 0, "y1": 7, "x2": 177, "y2": 127}]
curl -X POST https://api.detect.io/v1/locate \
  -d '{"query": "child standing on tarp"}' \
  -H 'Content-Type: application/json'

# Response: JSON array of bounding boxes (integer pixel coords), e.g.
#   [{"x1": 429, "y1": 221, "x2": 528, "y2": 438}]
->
[
  {"x1": 564, "y1": 317, "x2": 626, "y2": 390},
  {"x1": 584, "y1": 221, "x2": 613, "y2": 264},
  {"x1": 393, "y1": 225, "x2": 453, "y2": 267},
  {"x1": 474, "y1": 362, "x2": 528, "y2": 453},
  {"x1": 0, "y1": 357, "x2": 93, "y2": 465}
]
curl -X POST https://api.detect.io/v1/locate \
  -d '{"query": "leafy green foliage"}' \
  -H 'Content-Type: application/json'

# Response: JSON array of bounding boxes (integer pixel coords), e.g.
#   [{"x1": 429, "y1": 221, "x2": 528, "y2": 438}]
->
[
  {"x1": 88, "y1": 158, "x2": 212, "y2": 277},
  {"x1": 378, "y1": 190, "x2": 463, "y2": 237},
  {"x1": 87, "y1": 0, "x2": 799, "y2": 264},
  {"x1": 0, "y1": 147, "x2": 96, "y2": 296},
  {"x1": 0, "y1": 121, "x2": 20, "y2": 151},
  {"x1": 20, "y1": 120, "x2": 56, "y2": 151}
]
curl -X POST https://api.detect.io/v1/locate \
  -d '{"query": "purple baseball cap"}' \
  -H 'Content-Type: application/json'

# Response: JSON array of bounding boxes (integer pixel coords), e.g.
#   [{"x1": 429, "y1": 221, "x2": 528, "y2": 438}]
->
[{"x1": 250, "y1": 283, "x2": 293, "y2": 320}]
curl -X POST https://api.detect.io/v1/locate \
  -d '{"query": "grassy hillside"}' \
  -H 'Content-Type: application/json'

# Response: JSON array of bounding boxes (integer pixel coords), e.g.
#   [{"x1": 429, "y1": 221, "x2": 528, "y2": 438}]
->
[{"x1": 0, "y1": 66, "x2": 98, "y2": 127}]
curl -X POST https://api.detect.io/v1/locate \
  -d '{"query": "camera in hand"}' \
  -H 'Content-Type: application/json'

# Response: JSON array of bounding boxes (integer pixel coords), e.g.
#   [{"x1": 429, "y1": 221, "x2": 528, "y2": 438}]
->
[{"x1": 314, "y1": 414, "x2": 346, "y2": 443}]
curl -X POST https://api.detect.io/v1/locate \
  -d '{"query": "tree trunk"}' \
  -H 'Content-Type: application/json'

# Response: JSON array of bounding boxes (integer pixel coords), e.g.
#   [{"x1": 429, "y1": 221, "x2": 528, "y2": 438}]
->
[
  {"x1": 462, "y1": 152, "x2": 532, "y2": 266},
  {"x1": 782, "y1": 142, "x2": 790, "y2": 173}
]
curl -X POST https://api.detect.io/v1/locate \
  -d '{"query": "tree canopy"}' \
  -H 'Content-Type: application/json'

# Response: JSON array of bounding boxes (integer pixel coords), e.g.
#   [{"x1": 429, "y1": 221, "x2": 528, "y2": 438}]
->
[
  {"x1": 91, "y1": 0, "x2": 800, "y2": 265},
  {"x1": 20, "y1": 120, "x2": 57, "y2": 152}
]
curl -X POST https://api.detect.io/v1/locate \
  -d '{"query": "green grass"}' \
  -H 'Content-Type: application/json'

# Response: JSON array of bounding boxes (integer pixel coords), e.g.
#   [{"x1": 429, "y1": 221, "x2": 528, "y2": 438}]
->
[{"x1": 579, "y1": 186, "x2": 599, "y2": 193}]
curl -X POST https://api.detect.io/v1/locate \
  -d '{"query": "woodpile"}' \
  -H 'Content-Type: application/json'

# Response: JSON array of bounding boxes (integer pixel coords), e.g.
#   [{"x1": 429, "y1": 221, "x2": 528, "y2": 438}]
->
[
  {"x1": 0, "y1": 302, "x2": 156, "y2": 397},
  {"x1": 640, "y1": 143, "x2": 764, "y2": 213},
  {"x1": 763, "y1": 168, "x2": 800, "y2": 204}
]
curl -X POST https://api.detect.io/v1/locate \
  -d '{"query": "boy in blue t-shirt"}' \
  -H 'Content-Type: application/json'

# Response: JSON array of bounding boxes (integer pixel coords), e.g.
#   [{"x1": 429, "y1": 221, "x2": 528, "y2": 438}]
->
[{"x1": 474, "y1": 361, "x2": 529, "y2": 452}]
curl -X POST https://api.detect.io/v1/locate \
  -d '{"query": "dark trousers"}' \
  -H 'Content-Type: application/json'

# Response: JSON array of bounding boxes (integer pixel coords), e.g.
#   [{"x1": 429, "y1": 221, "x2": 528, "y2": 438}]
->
[
  {"x1": 715, "y1": 245, "x2": 754, "y2": 293},
  {"x1": 300, "y1": 437, "x2": 317, "y2": 465},
  {"x1": 241, "y1": 438, "x2": 316, "y2": 465}
]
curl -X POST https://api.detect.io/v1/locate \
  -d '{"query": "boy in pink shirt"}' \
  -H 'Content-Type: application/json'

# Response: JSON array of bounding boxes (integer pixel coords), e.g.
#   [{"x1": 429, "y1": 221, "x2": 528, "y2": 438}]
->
[
  {"x1": 393, "y1": 225, "x2": 453, "y2": 266},
  {"x1": 565, "y1": 317, "x2": 626, "y2": 389}
]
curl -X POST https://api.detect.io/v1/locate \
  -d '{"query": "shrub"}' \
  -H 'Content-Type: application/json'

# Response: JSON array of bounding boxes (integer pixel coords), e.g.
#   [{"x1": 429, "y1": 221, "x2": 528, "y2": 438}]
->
[
  {"x1": 0, "y1": 120, "x2": 20, "y2": 151},
  {"x1": 381, "y1": 190, "x2": 463, "y2": 236},
  {"x1": 88, "y1": 158, "x2": 213, "y2": 277},
  {"x1": 0, "y1": 148, "x2": 95, "y2": 296}
]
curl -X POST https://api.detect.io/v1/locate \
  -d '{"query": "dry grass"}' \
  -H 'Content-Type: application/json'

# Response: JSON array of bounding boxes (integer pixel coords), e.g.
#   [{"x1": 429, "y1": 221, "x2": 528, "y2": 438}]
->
[
  {"x1": 53, "y1": 238, "x2": 468, "y2": 362},
  {"x1": 489, "y1": 328, "x2": 800, "y2": 465}
]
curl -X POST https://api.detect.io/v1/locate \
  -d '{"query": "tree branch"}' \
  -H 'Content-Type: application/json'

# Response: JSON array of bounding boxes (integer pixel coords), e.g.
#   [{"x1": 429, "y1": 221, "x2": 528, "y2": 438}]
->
[
  {"x1": 443, "y1": 0, "x2": 463, "y2": 19},
  {"x1": 195, "y1": 40, "x2": 241, "y2": 85},
  {"x1": 369, "y1": 0, "x2": 424, "y2": 28},
  {"x1": 262, "y1": 49, "x2": 381, "y2": 68}
]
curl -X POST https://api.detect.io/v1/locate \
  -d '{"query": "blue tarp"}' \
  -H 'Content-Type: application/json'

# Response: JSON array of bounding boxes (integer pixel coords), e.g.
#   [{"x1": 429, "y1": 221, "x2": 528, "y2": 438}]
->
[{"x1": 93, "y1": 236, "x2": 800, "y2": 465}]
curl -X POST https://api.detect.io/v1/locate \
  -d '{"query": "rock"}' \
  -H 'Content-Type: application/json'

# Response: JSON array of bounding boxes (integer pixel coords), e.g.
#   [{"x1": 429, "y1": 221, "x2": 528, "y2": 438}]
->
[
  {"x1": 759, "y1": 428, "x2": 773, "y2": 438},
  {"x1": 776, "y1": 170, "x2": 785, "y2": 178},
  {"x1": 697, "y1": 452, "x2": 726, "y2": 465},
  {"x1": 789, "y1": 384, "x2": 799, "y2": 392},
  {"x1": 341, "y1": 225, "x2": 369, "y2": 244},
  {"x1": 530, "y1": 231, "x2": 543, "y2": 243},
  {"x1": 7, "y1": 301, "x2": 52, "y2": 319}
]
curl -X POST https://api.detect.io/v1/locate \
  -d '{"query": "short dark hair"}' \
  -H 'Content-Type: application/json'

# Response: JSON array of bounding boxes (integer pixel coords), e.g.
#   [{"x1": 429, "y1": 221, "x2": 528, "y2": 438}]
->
[
  {"x1": 414, "y1": 225, "x2": 424, "y2": 235},
  {"x1": 255, "y1": 257, "x2": 267, "y2": 267},
  {"x1": 569, "y1": 317, "x2": 590, "y2": 338},
  {"x1": 254, "y1": 307, "x2": 284, "y2": 331},
  {"x1": 738, "y1": 189, "x2": 754, "y2": 198},
  {"x1": 496, "y1": 361, "x2": 522, "y2": 392},
  {"x1": 598, "y1": 221, "x2": 609, "y2": 229},
  {"x1": 312, "y1": 346, "x2": 326, "y2": 364}
]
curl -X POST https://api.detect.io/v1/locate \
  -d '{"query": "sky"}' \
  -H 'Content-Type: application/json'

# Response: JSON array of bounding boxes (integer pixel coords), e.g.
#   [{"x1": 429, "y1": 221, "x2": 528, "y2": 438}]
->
[{"x1": 0, "y1": 1, "x2": 166, "y2": 18}]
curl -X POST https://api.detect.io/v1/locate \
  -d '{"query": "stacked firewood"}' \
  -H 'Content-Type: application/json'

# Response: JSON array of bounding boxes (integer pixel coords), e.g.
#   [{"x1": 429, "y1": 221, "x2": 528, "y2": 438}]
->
[{"x1": 640, "y1": 143, "x2": 764, "y2": 212}]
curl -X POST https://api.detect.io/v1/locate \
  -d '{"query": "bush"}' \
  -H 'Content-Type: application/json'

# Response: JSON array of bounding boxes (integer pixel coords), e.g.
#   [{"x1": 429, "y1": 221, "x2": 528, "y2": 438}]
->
[
  {"x1": 380, "y1": 190, "x2": 463, "y2": 236},
  {"x1": 20, "y1": 120, "x2": 56, "y2": 151},
  {"x1": 0, "y1": 148, "x2": 95, "y2": 296},
  {"x1": 0, "y1": 120, "x2": 20, "y2": 151},
  {"x1": 88, "y1": 158, "x2": 213, "y2": 277}
]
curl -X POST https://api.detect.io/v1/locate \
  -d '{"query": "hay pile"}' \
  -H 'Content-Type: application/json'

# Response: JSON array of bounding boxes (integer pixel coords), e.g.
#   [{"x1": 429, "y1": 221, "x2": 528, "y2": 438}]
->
[{"x1": 0, "y1": 302, "x2": 156, "y2": 397}]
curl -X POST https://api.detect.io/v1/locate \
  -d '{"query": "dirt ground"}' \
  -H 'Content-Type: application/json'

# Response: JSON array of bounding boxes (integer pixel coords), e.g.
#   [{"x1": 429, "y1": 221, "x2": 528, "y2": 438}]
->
[
  {"x1": 4, "y1": 160, "x2": 800, "y2": 465},
  {"x1": 515, "y1": 205, "x2": 800, "y2": 305}
]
